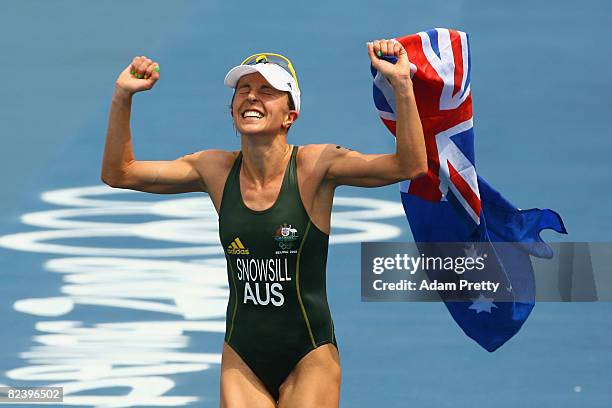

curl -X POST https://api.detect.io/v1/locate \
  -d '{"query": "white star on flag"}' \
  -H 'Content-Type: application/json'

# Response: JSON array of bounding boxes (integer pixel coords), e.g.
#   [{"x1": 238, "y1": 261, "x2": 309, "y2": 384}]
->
[
  {"x1": 463, "y1": 243, "x2": 488, "y2": 260},
  {"x1": 463, "y1": 243, "x2": 478, "y2": 259},
  {"x1": 468, "y1": 293, "x2": 498, "y2": 314}
]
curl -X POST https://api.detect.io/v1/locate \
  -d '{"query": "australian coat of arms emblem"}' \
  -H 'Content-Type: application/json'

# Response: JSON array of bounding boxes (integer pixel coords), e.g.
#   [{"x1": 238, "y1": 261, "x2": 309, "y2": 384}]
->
[{"x1": 273, "y1": 223, "x2": 299, "y2": 250}]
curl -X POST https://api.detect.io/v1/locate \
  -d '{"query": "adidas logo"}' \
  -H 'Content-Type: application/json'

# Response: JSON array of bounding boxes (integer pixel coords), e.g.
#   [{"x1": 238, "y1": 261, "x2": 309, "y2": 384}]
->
[{"x1": 227, "y1": 237, "x2": 250, "y2": 255}]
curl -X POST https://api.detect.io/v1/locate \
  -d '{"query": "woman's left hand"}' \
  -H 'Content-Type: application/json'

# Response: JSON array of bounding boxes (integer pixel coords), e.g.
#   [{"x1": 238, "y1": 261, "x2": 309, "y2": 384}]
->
[{"x1": 367, "y1": 39, "x2": 412, "y2": 88}]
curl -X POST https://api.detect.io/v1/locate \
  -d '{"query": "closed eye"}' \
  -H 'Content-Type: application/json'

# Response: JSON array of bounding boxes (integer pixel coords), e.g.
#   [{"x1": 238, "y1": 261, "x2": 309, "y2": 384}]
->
[{"x1": 260, "y1": 86, "x2": 275, "y2": 95}]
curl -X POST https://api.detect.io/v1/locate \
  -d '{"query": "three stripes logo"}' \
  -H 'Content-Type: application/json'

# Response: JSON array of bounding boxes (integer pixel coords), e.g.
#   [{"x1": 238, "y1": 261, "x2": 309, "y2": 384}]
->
[{"x1": 227, "y1": 237, "x2": 250, "y2": 255}]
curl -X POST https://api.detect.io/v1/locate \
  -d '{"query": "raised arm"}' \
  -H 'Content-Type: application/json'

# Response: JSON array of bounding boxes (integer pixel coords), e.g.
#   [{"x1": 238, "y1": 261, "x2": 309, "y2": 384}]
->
[
  {"x1": 100, "y1": 56, "x2": 207, "y2": 194},
  {"x1": 324, "y1": 39, "x2": 427, "y2": 187}
]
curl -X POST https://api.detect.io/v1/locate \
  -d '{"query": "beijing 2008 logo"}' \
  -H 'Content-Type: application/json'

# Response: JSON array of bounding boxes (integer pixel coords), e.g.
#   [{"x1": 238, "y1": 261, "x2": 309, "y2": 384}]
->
[{"x1": 273, "y1": 223, "x2": 299, "y2": 250}]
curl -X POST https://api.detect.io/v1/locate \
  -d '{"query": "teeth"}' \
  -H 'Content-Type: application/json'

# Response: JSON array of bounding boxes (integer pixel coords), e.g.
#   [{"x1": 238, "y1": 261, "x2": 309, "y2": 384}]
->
[{"x1": 243, "y1": 110, "x2": 263, "y2": 118}]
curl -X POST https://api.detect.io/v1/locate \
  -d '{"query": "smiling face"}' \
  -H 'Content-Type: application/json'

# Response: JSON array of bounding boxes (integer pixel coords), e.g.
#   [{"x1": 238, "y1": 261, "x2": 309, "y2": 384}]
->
[{"x1": 231, "y1": 72, "x2": 298, "y2": 137}]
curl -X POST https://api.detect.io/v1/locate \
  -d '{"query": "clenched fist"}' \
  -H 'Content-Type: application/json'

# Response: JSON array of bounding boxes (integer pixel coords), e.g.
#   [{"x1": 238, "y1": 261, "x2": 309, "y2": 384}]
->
[
  {"x1": 115, "y1": 56, "x2": 160, "y2": 96},
  {"x1": 367, "y1": 39, "x2": 412, "y2": 89}
]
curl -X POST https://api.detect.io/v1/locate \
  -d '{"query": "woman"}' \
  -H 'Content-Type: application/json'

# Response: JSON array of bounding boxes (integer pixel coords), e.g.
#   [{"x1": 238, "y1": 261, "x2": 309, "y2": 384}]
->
[{"x1": 101, "y1": 39, "x2": 426, "y2": 407}]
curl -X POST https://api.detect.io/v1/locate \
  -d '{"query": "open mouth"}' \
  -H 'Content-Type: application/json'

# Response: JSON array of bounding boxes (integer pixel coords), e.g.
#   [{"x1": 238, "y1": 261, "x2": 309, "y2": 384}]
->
[{"x1": 242, "y1": 110, "x2": 264, "y2": 119}]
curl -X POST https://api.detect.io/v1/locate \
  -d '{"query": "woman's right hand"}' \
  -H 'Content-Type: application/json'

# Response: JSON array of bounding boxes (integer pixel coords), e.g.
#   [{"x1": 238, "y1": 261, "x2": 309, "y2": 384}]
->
[{"x1": 115, "y1": 56, "x2": 160, "y2": 97}]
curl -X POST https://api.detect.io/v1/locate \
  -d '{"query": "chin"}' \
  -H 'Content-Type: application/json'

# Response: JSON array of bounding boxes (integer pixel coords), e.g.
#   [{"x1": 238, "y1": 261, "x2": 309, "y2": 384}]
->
[
  {"x1": 236, "y1": 121, "x2": 277, "y2": 136},
  {"x1": 237, "y1": 123, "x2": 262, "y2": 132},
  {"x1": 237, "y1": 128, "x2": 269, "y2": 137}
]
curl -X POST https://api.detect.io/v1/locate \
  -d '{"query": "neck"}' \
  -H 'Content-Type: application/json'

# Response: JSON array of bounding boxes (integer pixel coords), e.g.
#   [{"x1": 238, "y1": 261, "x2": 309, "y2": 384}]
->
[{"x1": 240, "y1": 134, "x2": 292, "y2": 185}]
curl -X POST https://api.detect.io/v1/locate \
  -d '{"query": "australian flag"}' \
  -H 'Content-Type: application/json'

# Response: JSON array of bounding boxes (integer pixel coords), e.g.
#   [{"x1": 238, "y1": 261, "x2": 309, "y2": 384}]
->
[{"x1": 371, "y1": 28, "x2": 567, "y2": 351}]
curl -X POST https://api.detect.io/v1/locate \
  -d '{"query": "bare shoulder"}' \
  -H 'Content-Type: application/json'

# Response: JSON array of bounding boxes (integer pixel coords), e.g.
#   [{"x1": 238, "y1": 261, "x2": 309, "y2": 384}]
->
[
  {"x1": 182, "y1": 149, "x2": 239, "y2": 187},
  {"x1": 186, "y1": 149, "x2": 239, "y2": 211},
  {"x1": 297, "y1": 143, "x2": 355, "y2": 170},
  {"x1": 297, "y1": 143, "x2": 353, "y2": 160},
  {"x1": 187, "y1": 149, "x2": 237, "y2": 172},
  {"x1": 189, "y1": 149, "x2": 237, "y2": 165},
  {"x1": 295, "y1": 144, "x2": 339, "y2": 232}
]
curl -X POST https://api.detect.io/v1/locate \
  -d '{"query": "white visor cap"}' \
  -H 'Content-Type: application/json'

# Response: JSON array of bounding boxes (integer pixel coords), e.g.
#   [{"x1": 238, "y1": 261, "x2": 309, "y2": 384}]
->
[{"x1": 224, "y1": 63, "x2": 301, "y2": 113}]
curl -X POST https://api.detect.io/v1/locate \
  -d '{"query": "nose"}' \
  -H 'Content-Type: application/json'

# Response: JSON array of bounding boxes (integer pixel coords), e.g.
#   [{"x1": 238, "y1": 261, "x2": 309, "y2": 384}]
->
[{"x1": 246, "y1": 90, "x2": 258, "y2": 102}]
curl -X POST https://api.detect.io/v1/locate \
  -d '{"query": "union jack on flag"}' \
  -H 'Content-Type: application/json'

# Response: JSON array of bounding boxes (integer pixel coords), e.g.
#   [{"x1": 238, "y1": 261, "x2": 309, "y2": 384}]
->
[
  {"x1": 371, "y1": 28, "x2": 567, "y2": 351},
  {"x1": 373, "y1": 28, "x2": 480, "y2": 225}
]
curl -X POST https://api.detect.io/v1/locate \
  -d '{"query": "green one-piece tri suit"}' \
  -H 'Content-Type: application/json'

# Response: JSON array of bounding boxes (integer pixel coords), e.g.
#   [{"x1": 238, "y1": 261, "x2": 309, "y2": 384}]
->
[{"x1": 218, "y1": 144, "x2": 338, "y2": 400}]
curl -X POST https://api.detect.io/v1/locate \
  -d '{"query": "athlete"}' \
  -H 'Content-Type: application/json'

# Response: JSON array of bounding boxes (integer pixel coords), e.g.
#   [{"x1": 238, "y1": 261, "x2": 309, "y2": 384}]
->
[{"x1": 101, "y1": 40, "x2": 426, "y2": 407}]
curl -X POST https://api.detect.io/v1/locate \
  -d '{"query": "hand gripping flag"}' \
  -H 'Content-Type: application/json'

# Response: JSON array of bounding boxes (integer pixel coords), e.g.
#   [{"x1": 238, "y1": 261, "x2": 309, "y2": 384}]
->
[{"x1": 371, "y1": 28, "x2": 567, "y2": 351}]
